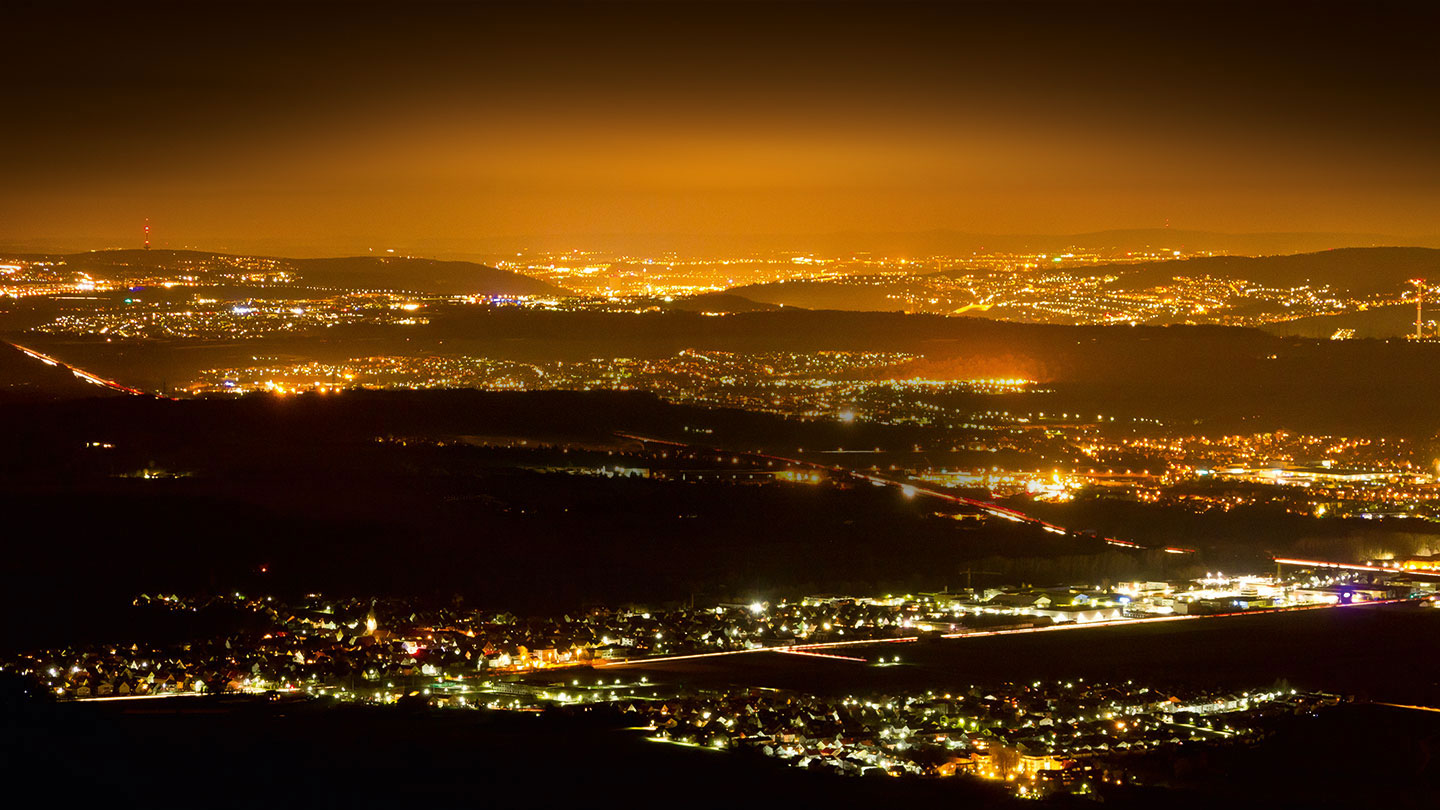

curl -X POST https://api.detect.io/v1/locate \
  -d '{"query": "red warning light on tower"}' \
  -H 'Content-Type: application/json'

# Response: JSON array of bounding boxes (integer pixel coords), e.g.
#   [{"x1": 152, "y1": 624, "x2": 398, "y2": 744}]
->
[{"x1": 143, "y1": 218, "x2": 151, "y2": 250}]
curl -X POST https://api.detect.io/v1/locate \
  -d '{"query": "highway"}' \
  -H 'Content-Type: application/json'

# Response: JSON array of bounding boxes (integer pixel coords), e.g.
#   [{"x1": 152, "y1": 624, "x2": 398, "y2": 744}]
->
[
  {"x1": 4, "y1": 339, "x2": 165, "y2": 398},
  {"x1": 596, "y1": 598, "x2": 1420, "y2": 669}
]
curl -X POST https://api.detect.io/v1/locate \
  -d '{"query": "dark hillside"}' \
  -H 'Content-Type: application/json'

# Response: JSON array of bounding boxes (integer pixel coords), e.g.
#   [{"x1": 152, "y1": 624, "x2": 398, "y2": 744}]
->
[
  {"x1": 290, "y1": 256, "x2": 566, "y2": 296},
  {"x1": 1108, "y1": 247, "x2": 1440, "y2": 294},
  {"x1": 11, "y1": 249, "x2": 567, "y2": 297}
]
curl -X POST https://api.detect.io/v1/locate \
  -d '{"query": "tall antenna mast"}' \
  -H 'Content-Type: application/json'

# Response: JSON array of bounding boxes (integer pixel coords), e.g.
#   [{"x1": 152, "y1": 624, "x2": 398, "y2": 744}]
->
[
  {"x1": 143, "y1": 218, "x2": 151, "y2": 251},
  {"x1": 1413, "y1": 279, "x2": 1425, "y2": 340}
]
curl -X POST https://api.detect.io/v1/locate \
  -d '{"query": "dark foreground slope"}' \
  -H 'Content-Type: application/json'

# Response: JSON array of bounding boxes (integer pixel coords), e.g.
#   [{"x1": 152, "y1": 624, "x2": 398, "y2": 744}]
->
[{"x1": 0, "y1": 696, "x2": 1014, "y2": 810}]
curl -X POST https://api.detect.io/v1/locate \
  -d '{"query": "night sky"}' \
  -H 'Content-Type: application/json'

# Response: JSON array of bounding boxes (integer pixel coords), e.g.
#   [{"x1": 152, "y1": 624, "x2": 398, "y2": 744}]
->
[{"x1": 4, "y1": 1, "x2": 1438, "y2": 252}]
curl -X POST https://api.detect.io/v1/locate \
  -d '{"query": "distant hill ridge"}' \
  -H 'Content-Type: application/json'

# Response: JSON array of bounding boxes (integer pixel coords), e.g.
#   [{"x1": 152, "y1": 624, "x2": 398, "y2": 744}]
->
[
  {"x1": 1103, "y1": 247, "x2": 1440, "y2": 294},
  {"x1": 786, "y1": 228, "x2": 1418, "y2": 257},
  {"x1": 725, "y1": 246, "x2": 1440, "y2": 311},
  {"x1": 26, "y1": 249, "x2": 568, "y2": 297},
  {"x1": 288, "y1": 256, "x2": 566, "y2": 296},
  {"x1": 329, "y1": 227, "x2": 1418, "y2": 258}
]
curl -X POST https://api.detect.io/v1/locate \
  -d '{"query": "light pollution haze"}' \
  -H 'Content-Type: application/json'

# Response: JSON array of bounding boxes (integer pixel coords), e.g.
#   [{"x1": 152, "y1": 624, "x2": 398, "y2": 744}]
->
[{"x1": 4, "y1": 1, "x2": 1438, "y2": 255}]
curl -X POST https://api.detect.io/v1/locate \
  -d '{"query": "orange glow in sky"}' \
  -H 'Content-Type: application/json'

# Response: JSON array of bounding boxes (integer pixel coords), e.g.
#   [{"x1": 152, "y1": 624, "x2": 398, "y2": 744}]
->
[{"x1": 3, "y1": 2, "x2": 1437, "y2": 253}]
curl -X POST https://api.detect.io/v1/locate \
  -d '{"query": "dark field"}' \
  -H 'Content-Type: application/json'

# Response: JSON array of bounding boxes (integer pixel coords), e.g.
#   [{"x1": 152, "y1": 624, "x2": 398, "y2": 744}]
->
[
  {"x1": 3, "y1": 387, "x2": 1433, "y2": 654},
  {"x1": 619, "y1": 603, "x2": 1440, "y2": 705}
]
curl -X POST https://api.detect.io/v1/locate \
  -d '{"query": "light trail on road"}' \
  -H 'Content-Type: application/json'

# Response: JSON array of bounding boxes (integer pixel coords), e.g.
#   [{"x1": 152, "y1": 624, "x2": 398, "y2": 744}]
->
[
  {"x1": 1373, "y1": 702, "x2": 1440, "y2": 714},
  {"x1": 774, "y1": 649, "x2": 868, "y2": 663},
  {"x1": 597, "y1": 598, "x2": 1419, "y2": 669},
  {"x1": 74, "y1": 692, "x2": 208, "y2": 703},
  {"x1": 615, "y1": 431, "x2": 1189, "y2": 553},
  {"x1": 6, "y1": 340, "x2": 166, "y2": 398},
  {"x1": 1273, "y1": 557, "x2": 1397, "y2": 573},
  {"x1": 598, "y1": 635, "x2": 915, "y2": 669}
]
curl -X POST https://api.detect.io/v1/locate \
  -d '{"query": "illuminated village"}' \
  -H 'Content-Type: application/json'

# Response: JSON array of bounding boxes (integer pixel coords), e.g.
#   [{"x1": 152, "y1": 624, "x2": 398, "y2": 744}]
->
[{"x1": 5, "y1": 556, "x2": 1429, "y2": 800}]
